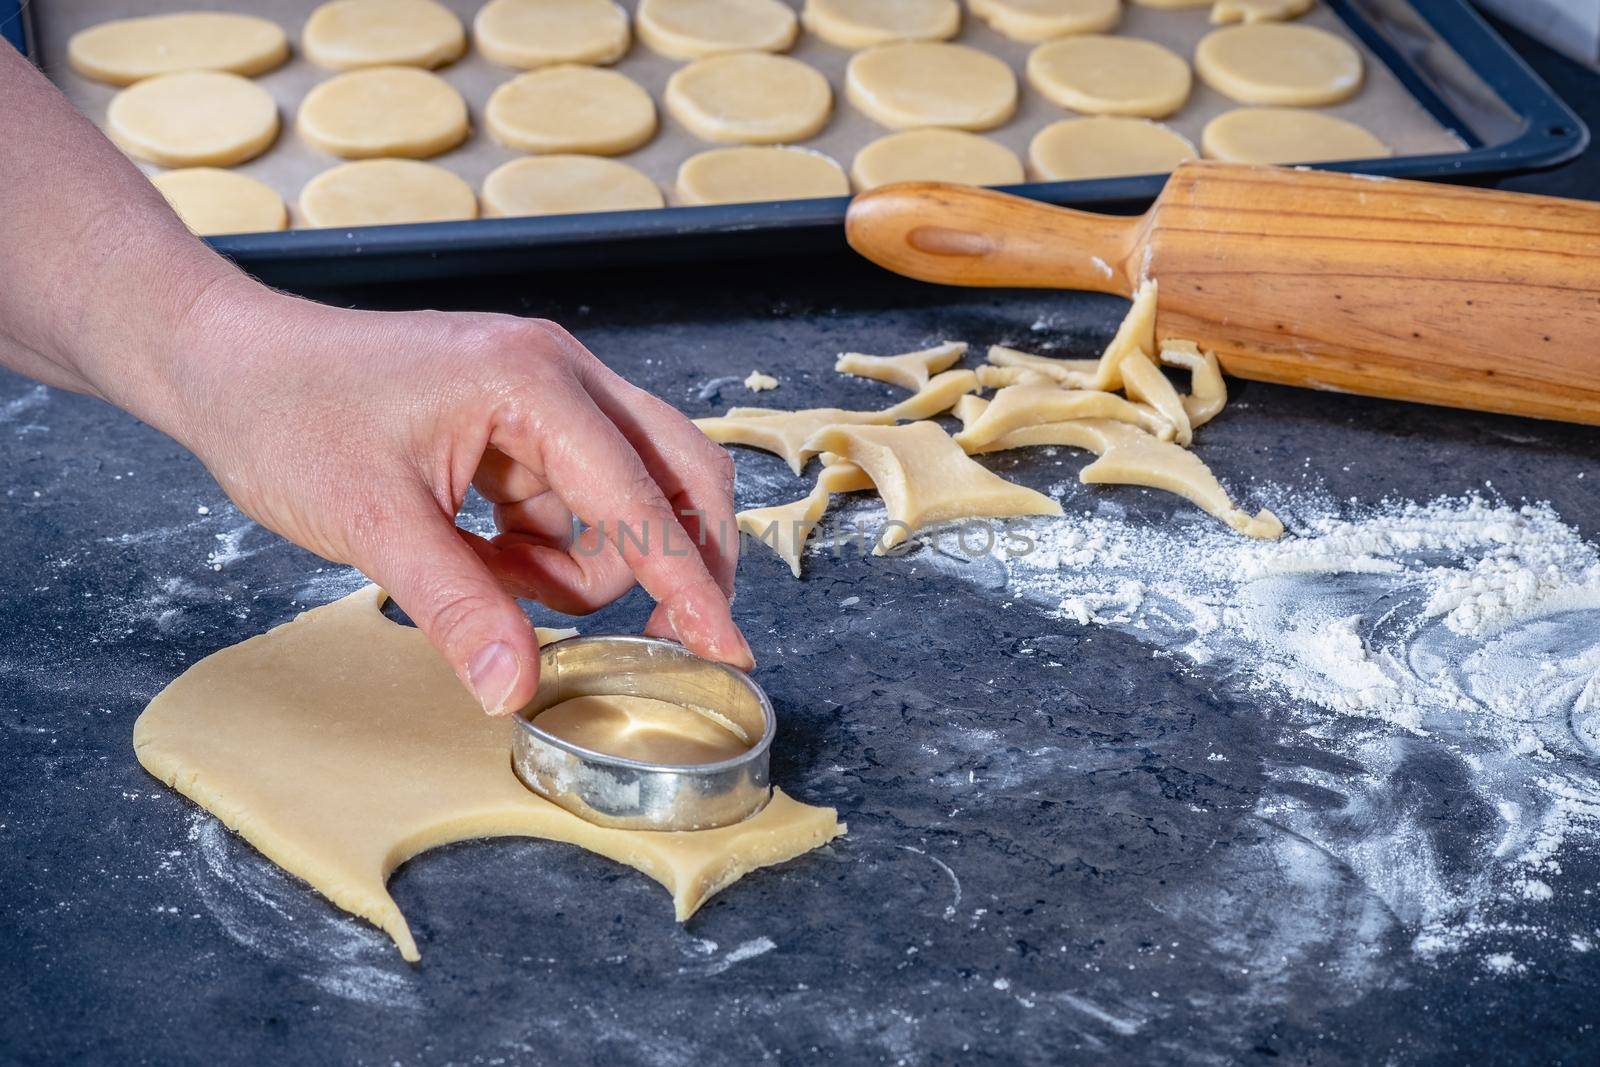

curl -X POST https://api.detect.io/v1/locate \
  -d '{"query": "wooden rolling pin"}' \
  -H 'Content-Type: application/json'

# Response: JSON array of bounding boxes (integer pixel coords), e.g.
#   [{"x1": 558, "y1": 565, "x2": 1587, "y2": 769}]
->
[{"x1": 845, "y1": 161, "x2": 1600, "y2": 426}]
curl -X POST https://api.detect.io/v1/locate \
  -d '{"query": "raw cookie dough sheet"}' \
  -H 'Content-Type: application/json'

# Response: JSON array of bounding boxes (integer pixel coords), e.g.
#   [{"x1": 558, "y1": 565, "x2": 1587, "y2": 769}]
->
[{"x1": 33, "y1": 0, "x2": 1464, "y2": 228}]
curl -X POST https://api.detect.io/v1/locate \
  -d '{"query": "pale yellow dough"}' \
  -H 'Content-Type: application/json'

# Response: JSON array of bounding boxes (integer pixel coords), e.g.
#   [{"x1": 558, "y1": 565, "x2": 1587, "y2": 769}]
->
[
  {"x1": 801, "y1": 0, "x2": 960, "y2": 48},
  {"x1": 1211, "y1": 0, "x2": 1314, "y2": 23},
  {"x1": 297, "y1": 67, "x2": 468, "y2": 159},
  {"x1": 530, "y1": 694, "x2": 750, "y2": 765},
  {"x1": 302, "y1": 0, "x2": 466, "y2": 70},
  {"x1": 482, "y1": 156, "x2": 664, "y2": 217},
  {"x1": 1195, "y1": 23, "x2": 1362, "y2": 105},
  {"x1": 152, "y1": 168, "x2": 288, "y2": 236},
  {"x1": 665, "y1": 53, "x2": 833, "y2": 145},
  {"x1": 696, "y1": 406, "x2": 892, "y2": 472},
  {"x1": 68, "y1": 12, "x2": 289, "y2": 86},
  {"x1": 134, "y1": 587, "x2": 843, "y2": 961},
  {"x1": 1026, "y1": 36, "x2": 1192, "y2": 119},
  {"x1": 299, "y1": 159, "x2": 478, "y2": 228},
  {"x1": 1130, "y1": 0, "x2": 1209, "y2": 7},
  {"x1": 473, "y1": 0, "x2": 631, "y2": 68},
  {"x1": 851, "y1": 129, "x2": 1023, "y2": 190},
  {"x1": 1202, "y1": 107, "x2": 1388, "y2": 164},
  {"x1": 107, "y1": 71, "x2": 279, "y2": 167},
  {"x1": 487, "y1": 66, "x2": 657, "y2": 155},
  {"x1": 847, "y1": 42, "x2": 1017, "y2": 130},
  {"x1": 1029, "y1": 117, "x2": 1196, "y2": 181},
  {"x1": 636, "y1": 0, "x2": 799, "y2": 59},
  {"x1": 835, "y1": 341, "x2": 967, "y2": 392},
  {"x1": 968, "y1": 0, "x2": 1120, "y2": 42},
  {"x1": 745, "y1": 370, "x2": 780, "y2": 391},
  {"x1": 676, "y1": 146, "x2": 850, "y2": 206}
]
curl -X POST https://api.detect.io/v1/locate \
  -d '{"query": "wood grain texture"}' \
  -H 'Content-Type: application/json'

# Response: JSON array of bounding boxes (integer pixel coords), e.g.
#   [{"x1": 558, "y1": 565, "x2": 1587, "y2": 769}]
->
[{"x1": 845, "y1": 162, "x2": 1600, "y2": 425}]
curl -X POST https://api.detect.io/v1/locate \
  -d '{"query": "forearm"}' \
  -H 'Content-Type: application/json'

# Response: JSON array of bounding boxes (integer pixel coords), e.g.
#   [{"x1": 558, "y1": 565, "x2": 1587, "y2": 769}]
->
[{"x1": 0, "y1": 44, "x2": 258, "y2": 441}]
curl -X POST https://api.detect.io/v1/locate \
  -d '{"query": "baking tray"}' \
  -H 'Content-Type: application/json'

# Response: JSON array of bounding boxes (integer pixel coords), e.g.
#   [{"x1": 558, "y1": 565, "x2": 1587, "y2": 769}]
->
[{"x1": 5, "y1": 0, "x2": 1588, "y2": 286}]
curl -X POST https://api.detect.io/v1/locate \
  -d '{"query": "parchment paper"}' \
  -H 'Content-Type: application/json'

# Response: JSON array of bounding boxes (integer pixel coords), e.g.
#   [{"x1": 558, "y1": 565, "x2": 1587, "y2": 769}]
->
[{"x1": 33, "y1": 0, "x2": 1467, "y2": 229}]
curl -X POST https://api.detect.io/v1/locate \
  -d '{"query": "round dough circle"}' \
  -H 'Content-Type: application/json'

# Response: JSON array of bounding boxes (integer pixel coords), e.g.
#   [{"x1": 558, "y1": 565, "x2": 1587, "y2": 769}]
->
[
  {"x1": 483, "y1": 156, "x2": 664, "y2": 216},
  {"x1": 1201, "y1": 107, "x2": 1388, "y2": 164},
  {"x1": 1210, "y1": 0, "x2": 1315, "y2": 23},
  {"x1": 1195, "y1": 24, "x2": 1363, "y2": 106},
  {"x1": 1029, "y1": 117, "x2": 1195, "y2": 180},
  {"x1": 676, "y1": 146, "x2": 849, "y2": 205},
  {"x1": 152, "y1": 168, "x2": 288, "y2": 236},
  {"x1": 299, "y1": 159, "x2": 477, "y2": 228},
  {"x1": 665, "y1": 53, "x2": 832, "y2": 145},
  {"x1": 851, "y1": 128, "x2": 1022, "y2": 190},
  {"x1": 302, "y1": 0, "x2": 466, "y2": 70},
  {"x1": 800, "y1": 0, "x2": 960, "y2": 49},
  {"x1": 846, "y1": 42, "x2": 1017, "y2": 130},
  {"x1": 107, "y1": 71, "x2": 279, "y2": 167},
  {"x1": 1027, "y1": 36, "x2": 1191, "y2": 118},
  {"x1": 68, "y1": 13, "x2": 289, "y2": 86},
  {"x1": 473, "y1": 0, "x2": 631, "y2": 68},
  {"x1": 1129, "y1": 0, "x2": 1209, "y2": 7},
  {"x1": 297, "y1": 67, "x2": 468, "y2": 159},
  {"x1": 636, "y1": 0, "x2": 798, "y2": 59},
  {"x1": 967, "y1": 0, "x2": 1119, "y2": 43},
  {"x1": 486, "y1": 66, "x2": 657, "y2": 154}
]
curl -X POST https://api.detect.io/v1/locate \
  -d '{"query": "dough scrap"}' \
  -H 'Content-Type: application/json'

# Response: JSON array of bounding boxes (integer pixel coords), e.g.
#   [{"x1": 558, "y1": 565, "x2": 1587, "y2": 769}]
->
[
  {"x1": 695, "y1": 407, "x2": 893, "y2": 473},
  {"x1": 152, "y1": 168, "x2": 288, "y2": 236},
  {"x1": 676, "y1": 146, "x2": 850, "y2": 206},
  {"x1": 851, "y1": 129, "x2": 1024, "y2": 191},
  {"x1": 834, "y1": 341, "x2": 967, "y2": 392},
  {"x1": 665, "y1": 53, "x2": 833, "y2": 145},
  {"x1": 846, "y1": 42, "x2": 1017, "y2": 131},
  {"x1": 637, "y1": 0, "x2": 799, "y2": 59},
  {"x1": 1210, "y1": 0, "x2": 1313, "y2": 23},
  {"x1": 803, "y1": 421, "x2": 1061, "y2": 553},
  {"x1": 134, "y1": 587, "x2": 843, "y2": 961},
  {"x1": 297, "y1": 67, "x2": 468, "y2": 159},
  {"x1": 1026, "y1": 36, "x2": 1191, "y2": 119},
  {"x1": 745, "y1": 370, "x2": 780, "y2": 391},
  {"x1": 487, "y1": 66, "x2": 657, "y2": 155},
  {"x1": 968, "y1": 0, "x2": 1120, "y2": 42},
  {"x1": 1029, "y1": 117, "x2": 1195, "y2": 181},
  {"x1": 299, "y1": 159, "x2": 478, "y2": 228},
  {"x1": 954, "y1": 381, "x2": 1174, "y2": 447},
  {"x1": 474, "y1": 0, "x2": 632, "y2": 68},
  {"x1": 802, "y1": 0, "x2": 960, "y2": 49},
  {"x1": 881, "y1": 369, "x2": 981, "y2": 420},
  {"x1": 530, "y1": 694, "x2": 749, "y2": 765},
  {"x1": 303, "y1": 0, "x2": 466, "y2": 70},
  {"x1": 987, "y1": 278, "x2": 1158, "y2": 392},
  {"x1": 107, "y1": 71, "x2": 279, "y2": 167},
  {"x1": 975, "y1": 365, "x2": 1052, "y2": 389},
  {"x1": 482, "y1": 156, "x2": 664, "y2": 217},
  {"x1": 1158, "y1": 339, "x2": 1226, "y2": 428},
  {"x1": 1194, "y1": 23, "x2": 1361, "y2": 106},
  {"x1": 1201, "y1": 107, "x2": 1388, "y2": 164},
  {"x1": 1119, "y1": 349, "x2": 1193, "y2": 446},
  {"x1": 738, "y1": 484, "x2": 830, "y2": 577},
  {"x1": 68, "y1": 12, "x2": 289, "y2": 85}
]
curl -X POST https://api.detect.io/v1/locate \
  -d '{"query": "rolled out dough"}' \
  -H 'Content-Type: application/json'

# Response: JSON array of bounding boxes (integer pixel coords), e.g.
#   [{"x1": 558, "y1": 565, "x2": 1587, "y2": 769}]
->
[
  {"x1": 1201, "y1": 107, "x2": 1388, "y2": 164},
  {"x1": 134, "y1": 587, "x2": 843, "y2": 961},
  {"x1": 482, "y1": 156, "x2": 664, "y2": 217},
  {"x1": 530, "y1": 694, "x2": 750, "y2": 765},
  {"x1": 1029, "y1": 117, "x2": 1196, "y2": 181},
  {"x1": 299, "y1": 159, "x2": 478, "y2": 228},
  {"x1": 106, "y1": 71, "x2": 279, "y2": 167},
  {"x1": 835, "y1": 341, "x2": 967, "y2": 392},
  {"x1": 851, "y1": 129, "x2": 1023, "y2": 190},
  {"x1": 636, "y1": 0, "x2": 799, "y2": 59},
  {"x1": 846, "y1": 42, "x2": 1017, "y2": 130},
  {"x1": 152, "y1": 168, "x2": 288, "y2": 236},
  {"x1": 302, "y1": 0, "x2": 467, "y2": 70},
  {"x1": 487, "y1": 66, "x2": 658, "y2": 155},
  {"x1": 68, "y1": 12, "x2": 289, "y2": 85},
  {"x1": 1210, "y1": 0, "x2": 1314, "y2": 23},
  {"x1": 801, "y1": 0, "x2": 961, "y2": 49},
  {"x1": 675, "y1": 146, "x2": 850, "y2": 206},
  {"x1": 1194, "y1": 23, "x2": 1362, "y2": 105},
  {"x1": 1026, "y1": 35, "x2": 1192, "y2": 118},
  {"x1": 297, "y1": 67, "x2": 469, "y2": 159},
  {"x1": 664, "y1": 53, "x2": 833, "y2": 145},
  {"x1": 968, "y1": 0, "x2": 1120, "y2": 42},
  {"x1": 695, "y1": 405, "x2": 892, "y2": 472},
  {"x1": 473, "y1": 0, "x2": 632, "y2": 68}
]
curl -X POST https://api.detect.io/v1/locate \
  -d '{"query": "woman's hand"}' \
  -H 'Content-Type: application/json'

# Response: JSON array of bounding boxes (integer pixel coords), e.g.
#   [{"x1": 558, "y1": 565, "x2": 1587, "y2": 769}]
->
[{"x1": 170, "y1": 282, "x2": 750, "y2": 715}]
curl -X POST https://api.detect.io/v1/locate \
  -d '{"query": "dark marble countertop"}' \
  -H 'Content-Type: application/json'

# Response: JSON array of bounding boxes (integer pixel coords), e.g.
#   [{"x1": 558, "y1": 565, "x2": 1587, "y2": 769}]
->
[{"x1": 4, "y1": 13, "x2": 1600, "y2": 1067}]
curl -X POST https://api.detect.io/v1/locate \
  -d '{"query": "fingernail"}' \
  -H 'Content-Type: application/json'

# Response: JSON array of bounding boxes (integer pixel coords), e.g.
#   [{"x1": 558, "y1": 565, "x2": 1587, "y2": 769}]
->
[
  {"x1": 467, "y1": 642, "x2": 520, "y2": 716},
  {"x1": 726, "y1": 628, "x2": 755, "y2": 669}
]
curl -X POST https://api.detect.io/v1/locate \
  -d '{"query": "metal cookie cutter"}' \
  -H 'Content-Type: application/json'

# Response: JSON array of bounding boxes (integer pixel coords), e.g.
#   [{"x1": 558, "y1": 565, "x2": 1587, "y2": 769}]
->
[{"x1": 511, "y1": 635, "x2": 775, "y2": 832}]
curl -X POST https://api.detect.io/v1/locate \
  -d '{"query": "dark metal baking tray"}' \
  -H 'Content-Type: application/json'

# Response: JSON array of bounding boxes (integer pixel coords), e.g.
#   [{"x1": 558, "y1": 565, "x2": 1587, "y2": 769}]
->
[{"x1": 4, "y1": 0, "x2": 1587, "y2": 286}]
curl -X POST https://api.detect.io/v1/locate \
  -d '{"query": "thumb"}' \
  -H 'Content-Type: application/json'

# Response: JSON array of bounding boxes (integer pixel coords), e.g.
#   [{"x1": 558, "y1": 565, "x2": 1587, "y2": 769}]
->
[{"x1": 359, "y1": 499, "x2": 541, "y2": 716}]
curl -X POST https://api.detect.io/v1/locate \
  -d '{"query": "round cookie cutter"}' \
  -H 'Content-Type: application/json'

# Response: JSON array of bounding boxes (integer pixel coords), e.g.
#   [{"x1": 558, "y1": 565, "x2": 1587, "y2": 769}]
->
[{"x1": 511, "y1": 635, "x2": 775, "y2": 832}]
